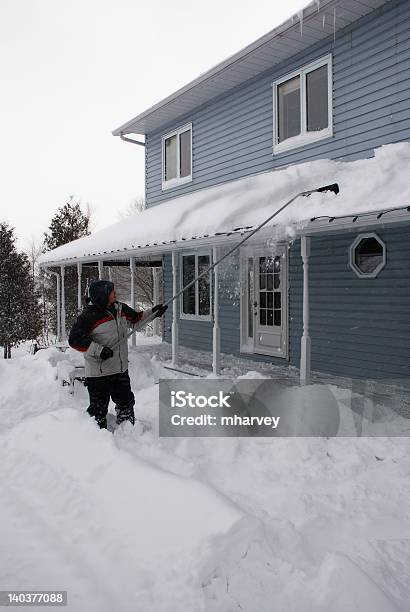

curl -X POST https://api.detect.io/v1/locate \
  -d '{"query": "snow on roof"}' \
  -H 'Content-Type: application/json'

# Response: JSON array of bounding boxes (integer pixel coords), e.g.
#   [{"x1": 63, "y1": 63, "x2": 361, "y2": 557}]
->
[{"x1": 39, "y1": 142, "x2": 410, "y2": 267}]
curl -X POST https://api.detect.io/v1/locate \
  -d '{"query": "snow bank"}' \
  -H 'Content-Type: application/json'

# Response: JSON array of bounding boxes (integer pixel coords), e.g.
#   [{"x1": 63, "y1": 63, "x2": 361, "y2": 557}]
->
[
  {"x1": 0, "y1": 350, "x2": 241, "y2": 612},
  {"x1": 199, "y1": 519, "x2": 402, "y2": 612},
  {"x1": 39, "y1": 142, "x2": 410, "y2": 265},
  {"x1": 0, "y1": 348, "x2": 75, "y2": 432},
  {"x1": 2, "y1": 347, "x2": 410, "y2": 611},
  {"x1": 129, "y1": 428, "x2": 410, "y2": 611}
]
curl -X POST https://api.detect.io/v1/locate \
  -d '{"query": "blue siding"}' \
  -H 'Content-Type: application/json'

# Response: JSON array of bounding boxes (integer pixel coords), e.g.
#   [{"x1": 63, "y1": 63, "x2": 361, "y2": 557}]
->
[
  {"x1": 163, "y1": 223, "x2": 410, "y2": 380},
  {"x1": 291, "y1": 224, "x2": 410, "y2": 380},
  {"x1": 146, "y1": 0, "x2": 410, "y2": 207}
]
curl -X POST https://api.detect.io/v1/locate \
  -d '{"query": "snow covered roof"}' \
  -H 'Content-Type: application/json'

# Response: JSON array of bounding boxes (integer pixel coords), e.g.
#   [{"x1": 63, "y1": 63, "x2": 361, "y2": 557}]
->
[
  {"x1": 113, "y1": 0, "x2": 388, "y2": 136},
  {"x1": 38, "y1": 142, "x2": 410, "y2": 268}
]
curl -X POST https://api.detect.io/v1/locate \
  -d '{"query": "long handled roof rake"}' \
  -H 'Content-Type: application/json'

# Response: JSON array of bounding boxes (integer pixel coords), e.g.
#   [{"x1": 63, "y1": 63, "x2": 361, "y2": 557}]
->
[{"x1": 113, "y1": 183, "x2": 339, "y2": 348}]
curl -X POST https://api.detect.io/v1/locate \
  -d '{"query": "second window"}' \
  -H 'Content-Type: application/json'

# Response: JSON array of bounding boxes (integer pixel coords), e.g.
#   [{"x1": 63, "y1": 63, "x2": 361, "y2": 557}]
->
[
  {"x1": 273, "y1": 55, "x2": 332, "y2": 154},
  {"x1": 162, "y1": 123, "x2": 192, "y2": 190}
]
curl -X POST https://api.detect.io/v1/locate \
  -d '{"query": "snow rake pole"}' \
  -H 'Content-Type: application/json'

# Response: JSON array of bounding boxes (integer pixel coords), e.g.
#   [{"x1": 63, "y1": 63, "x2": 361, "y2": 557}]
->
[{"x1": 120, "y1": 183, "x2": 339, "y2": 344}]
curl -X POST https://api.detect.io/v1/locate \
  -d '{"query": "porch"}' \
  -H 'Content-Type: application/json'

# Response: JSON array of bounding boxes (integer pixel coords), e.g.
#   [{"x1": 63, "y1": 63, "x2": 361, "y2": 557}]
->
[
  {"x1": 132, "y1": 340, "x2": 410, "y2": 421},
  {"x1": 38, "y1": 143, "x2": 410, "y2": 386}
]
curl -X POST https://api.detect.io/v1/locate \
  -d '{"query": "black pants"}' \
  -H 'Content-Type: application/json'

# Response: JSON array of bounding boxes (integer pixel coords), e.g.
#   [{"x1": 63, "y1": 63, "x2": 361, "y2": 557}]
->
[{"x1": 85, "y1": 371, "x2": 135, "y2": 429}]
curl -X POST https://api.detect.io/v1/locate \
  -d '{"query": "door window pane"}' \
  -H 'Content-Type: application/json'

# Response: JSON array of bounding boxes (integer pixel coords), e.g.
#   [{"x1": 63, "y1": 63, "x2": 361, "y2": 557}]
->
[
  {"x1": 198, "y1": 255, "x2": 210, "y2": 315},
  {"x1": 182, "y1": 255, "x2": 195, "y2": 314},
  {"x1": 258, "y1": 254, "x2": 284, "y2": 330},
  {"x1": 278, "y1": 76, "x2": 301, "y2": 142},
  {"x1": 306, "y1": 65, "x2": 328, "y2": 132},
  {"x1": 165, "y1": 135, "x2": 177, "y2": 181},
  {"x1": 179, "y1": 130, "x2": 191, "y2": 178}
]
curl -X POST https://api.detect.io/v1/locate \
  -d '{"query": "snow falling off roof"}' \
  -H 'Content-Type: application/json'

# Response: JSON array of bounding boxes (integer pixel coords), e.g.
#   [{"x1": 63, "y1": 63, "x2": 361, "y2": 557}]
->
[{"x1": 39, "y1": 142, "x2": 410, "y2": 266}]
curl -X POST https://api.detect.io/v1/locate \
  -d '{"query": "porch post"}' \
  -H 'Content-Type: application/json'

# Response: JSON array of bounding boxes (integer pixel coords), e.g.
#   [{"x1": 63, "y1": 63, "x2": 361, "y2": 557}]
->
[
  {"x1": 77, "y1": 262, "x2": 82, "y2": 312},
  {"x1": 212, "y1": 246, "x2": 221, "y2": 375},
  {"x1": 60, "y1": 265, "x2": 66, "y2": 341},
  {"x1": 171, "y1": 251, "x2": 179, "y2": 366},
  {"x1": 152, "y1": 267, "x2": 161, "y2": 336},
  {"x1": 55, "y1": 273, "x2": 61, "y2": 342},
  {"x1": 130, "y1": 256, "x2": 136, "y2": 347},
  {"x1": 98, "y1": 260, "x2": 104, "y2": 280},
  {"x1": 300, "y1": 236, "x2": 311, "y2": 385}
]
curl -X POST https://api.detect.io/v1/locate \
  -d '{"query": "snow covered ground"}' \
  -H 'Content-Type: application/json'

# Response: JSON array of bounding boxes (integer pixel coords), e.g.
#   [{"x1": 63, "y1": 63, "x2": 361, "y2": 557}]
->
[{"x1": 1, "y1": 340, "x2": 410, "y2": 611}]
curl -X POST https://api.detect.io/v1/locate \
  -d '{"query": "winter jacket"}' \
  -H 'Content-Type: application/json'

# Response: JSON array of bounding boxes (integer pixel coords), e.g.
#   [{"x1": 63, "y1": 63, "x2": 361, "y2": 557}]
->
[{"x1": 69, "y1": 301, "x2": 152, "y2": 378}]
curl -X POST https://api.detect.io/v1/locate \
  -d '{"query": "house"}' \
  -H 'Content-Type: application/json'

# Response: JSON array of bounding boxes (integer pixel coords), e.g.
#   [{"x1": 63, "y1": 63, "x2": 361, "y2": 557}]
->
[{"x1": 39, "y1": 0, "x2": 410, "y2": 383}]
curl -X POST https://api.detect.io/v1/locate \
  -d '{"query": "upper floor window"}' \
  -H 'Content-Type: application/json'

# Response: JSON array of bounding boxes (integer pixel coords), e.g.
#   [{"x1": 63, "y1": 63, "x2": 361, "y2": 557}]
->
[
  {"x1": 162, "y1": 123, "x2": 192, "y2": 190},
  {"x1": 272, "y1": 55, "x2": 333, "y2": 154}
]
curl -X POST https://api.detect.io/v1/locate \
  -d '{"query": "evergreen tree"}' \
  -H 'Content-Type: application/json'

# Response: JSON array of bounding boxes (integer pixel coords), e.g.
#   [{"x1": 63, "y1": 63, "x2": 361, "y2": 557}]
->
[
  {"x1": 43, "y1": 197, "x2": 97, "y2": 334},
  {"x1": 0, "y1": 223, "x2": 42, "y2": 358},
  {"x1": 43, "y1": 197, "x2": 91, "y2": 252}
]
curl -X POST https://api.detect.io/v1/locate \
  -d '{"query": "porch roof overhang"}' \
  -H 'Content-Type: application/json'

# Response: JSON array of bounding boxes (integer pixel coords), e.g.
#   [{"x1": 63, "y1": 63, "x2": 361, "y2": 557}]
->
[
  {"x1": 305, "y1": 204, "x2": 410, "y2": 234},
  {"x1": 112, "y1": 0, "x2": 389, "y2": 137},
  {"x1": 38, "y1": 142, "x2": 410, "y2": 269}
]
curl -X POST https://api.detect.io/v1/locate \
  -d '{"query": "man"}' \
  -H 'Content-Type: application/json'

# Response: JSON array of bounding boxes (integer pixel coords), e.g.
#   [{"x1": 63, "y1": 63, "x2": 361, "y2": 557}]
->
[{"x1": 69, "y1": 279, "x2": 167, "y2": 429}]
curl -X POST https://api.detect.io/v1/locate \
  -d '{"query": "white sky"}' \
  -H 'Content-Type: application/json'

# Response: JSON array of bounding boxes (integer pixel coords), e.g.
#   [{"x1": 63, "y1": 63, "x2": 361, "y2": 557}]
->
[{"x1": 1, "y1": 0, "x2": 308, "y2": 250}]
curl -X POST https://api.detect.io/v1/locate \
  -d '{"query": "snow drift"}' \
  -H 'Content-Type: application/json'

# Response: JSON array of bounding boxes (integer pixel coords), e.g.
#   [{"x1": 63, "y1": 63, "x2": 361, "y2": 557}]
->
[{"x1": 1, "y1": 346, "x2": 410, "y2": 611}]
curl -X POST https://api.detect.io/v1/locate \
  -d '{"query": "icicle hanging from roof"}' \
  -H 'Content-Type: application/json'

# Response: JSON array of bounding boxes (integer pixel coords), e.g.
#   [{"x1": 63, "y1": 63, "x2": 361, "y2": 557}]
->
[{"x1": 298, "y1": 9, "x2": 304, "y2": 36}]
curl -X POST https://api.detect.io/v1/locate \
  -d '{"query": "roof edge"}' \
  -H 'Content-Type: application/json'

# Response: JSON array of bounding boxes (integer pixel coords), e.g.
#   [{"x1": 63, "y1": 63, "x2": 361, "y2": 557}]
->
[{"x1": 112, "y1": 0, "x2": 338, "y2": 136}]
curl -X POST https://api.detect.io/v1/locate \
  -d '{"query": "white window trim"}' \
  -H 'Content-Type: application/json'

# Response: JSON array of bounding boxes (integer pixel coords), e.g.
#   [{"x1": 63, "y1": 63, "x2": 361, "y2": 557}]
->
[
  {"x1": 272, "y1": 54, "x2": 333, "y2": 155},
  {"x1": 349, "y1": 232, "x2": 386, "y2": 279},
  {"x1": 239, "y1": 248, "x2": 255, "y2": 354},
  {"x1": 179, "y1": 251, "x2": 212, "y2": 321},
  {"x1": 162, "y1": 123, "x2": 193, "y2": 191}
]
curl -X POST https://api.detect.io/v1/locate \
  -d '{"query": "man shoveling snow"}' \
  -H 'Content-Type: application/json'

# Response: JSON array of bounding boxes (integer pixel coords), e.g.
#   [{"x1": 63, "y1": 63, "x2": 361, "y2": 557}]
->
[{"x1": 68, "y1": 279, "x2": 167, "y2": 429}]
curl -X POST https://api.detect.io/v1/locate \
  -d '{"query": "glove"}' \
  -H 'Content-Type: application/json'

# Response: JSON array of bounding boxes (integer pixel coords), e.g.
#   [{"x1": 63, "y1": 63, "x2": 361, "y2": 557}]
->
[
  {"x1": 152, "y1": 303, "x2": 168, "y2": 318},
  {"x1": 100, "y1": 346, "x2": 114, "y2": 360}
]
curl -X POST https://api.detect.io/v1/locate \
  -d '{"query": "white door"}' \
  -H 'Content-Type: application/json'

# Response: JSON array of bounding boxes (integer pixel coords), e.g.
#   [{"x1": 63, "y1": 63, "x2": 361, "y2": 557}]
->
[{"x1": 241, "y1": 247, "x2": 288, "y2": 358}]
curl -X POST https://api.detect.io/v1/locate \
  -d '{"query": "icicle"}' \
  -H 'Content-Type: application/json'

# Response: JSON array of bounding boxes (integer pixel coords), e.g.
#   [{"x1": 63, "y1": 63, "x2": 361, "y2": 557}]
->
[
  {"x1": 298, "y1": 9, "x2": 304, "y2": 36},
  {"x1": 291, "y1": 14, "x2": 294, "y2": 24},
  {"x1": 315, "y1": 0, "x2": 320, "y2": 13},
  {"x1": 322, "y1": 13, "x2": 326, "y2": 29},
  {"x1": 333, "y1": 7, "x2": 336, "y2": 41}
]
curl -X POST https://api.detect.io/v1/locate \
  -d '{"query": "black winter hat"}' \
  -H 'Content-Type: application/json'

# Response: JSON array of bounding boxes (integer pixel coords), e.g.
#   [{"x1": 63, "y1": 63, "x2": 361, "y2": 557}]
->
[{"x1": 88, "y1": 280, "x2": 114, "y2": 308}]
